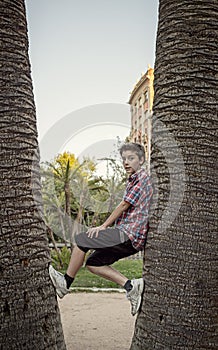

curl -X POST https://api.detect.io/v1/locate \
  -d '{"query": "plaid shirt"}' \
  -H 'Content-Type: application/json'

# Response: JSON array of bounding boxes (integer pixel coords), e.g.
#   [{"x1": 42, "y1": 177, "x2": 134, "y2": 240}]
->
[{"x1": 115, "y1": 168, "x2": 153, "y2": 251}]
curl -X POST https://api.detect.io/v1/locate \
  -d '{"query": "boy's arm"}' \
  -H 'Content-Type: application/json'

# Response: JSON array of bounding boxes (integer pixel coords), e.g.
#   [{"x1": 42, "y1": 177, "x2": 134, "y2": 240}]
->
[
  {"x1": 102, "y1": 200, "x2": 130, "y2": 228},
  {"x1": 87, "y1": 200, "x2": 131, "y2": 238}
]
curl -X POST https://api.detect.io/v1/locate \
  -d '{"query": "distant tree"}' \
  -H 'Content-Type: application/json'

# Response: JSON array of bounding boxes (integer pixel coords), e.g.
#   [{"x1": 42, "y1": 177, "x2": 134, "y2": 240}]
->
[
  {"x1": 131, "y1": 1, "x2": 218, "y2": 349},
  {"x1": 41, "y1": 152, "x2": 99, "y2": 242},
  {"x1": 46, "y1": 152, "x2": 81, "y2": 217},
  {"x1": 42, "y1": 152, "x2": 84, "y2": 243},
  {"x1": 0, "y1": 1, "x2": 66, "y2": 348}
]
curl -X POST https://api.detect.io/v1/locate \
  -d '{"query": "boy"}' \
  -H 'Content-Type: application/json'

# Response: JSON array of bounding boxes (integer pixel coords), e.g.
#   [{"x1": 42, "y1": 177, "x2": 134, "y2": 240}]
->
[{"x1": 49, "y1": 142, "x2": 153, "y2": 316}]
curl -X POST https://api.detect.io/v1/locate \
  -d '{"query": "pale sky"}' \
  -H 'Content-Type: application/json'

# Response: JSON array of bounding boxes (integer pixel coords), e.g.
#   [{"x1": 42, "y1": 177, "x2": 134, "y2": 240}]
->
[{"x1": 25, "y1": 0, "x2": 159, "y2": 163}]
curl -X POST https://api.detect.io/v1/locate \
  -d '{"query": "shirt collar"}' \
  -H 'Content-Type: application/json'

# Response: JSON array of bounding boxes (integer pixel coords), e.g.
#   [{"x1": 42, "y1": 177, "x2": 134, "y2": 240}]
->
[{"x1": 128, "y1": 167, "x2": 144, "y2": 182}]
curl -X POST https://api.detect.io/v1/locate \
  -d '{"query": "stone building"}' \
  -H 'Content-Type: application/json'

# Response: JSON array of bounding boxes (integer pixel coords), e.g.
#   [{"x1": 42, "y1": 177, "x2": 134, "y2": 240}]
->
[{"x1": 128, "y1": 67, "x2": 154, "y2": 165}]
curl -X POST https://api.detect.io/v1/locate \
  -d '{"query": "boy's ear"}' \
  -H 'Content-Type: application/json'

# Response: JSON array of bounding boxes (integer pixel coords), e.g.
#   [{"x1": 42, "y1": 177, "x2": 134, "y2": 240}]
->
[{"x1": 139, "y1": 156, "x2": 145, "y2": 164}]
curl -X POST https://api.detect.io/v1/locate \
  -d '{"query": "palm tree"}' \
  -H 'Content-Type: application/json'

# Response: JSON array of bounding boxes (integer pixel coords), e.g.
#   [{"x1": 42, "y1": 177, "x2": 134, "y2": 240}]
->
[
  {"x1": 131, "y1": 1, "x2": 218, "y2": 349},
  {"x1": 42, "y1": 154, "x2": 98, "y2": 243},
  {"x1": 0, "y1": 1, "x2": 66, "y2": 348}
]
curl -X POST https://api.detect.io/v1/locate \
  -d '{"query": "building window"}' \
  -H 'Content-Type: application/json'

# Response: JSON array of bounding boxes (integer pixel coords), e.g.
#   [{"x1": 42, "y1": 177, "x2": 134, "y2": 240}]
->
[{"x1": 144, "y1": 91, "x2": 148, "y2": 101}]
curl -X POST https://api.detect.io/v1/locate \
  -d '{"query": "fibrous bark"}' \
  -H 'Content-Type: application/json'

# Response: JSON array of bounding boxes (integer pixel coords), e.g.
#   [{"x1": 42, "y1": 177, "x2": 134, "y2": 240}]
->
[
  {"x1": 0, "y1": 1, "x2": 66, "y2": 349},
  {"x1": 131, "y1": 1, "x2": 218, "y2": 349}
]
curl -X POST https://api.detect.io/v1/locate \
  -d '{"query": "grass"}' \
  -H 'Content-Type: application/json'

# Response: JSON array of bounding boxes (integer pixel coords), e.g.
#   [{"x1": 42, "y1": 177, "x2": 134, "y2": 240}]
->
[{"x1": 62, "y1": 259, "x2": 143, "y2": 289}]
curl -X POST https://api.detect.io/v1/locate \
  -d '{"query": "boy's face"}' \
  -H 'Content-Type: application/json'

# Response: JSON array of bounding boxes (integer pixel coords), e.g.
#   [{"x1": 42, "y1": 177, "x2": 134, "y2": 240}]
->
[{"x1": 121, "y1": 150, "x2": 144, "y2": 176}]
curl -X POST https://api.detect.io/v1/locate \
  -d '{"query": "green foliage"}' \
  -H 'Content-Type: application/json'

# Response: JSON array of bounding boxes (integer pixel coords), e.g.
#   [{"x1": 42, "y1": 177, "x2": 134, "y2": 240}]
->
[{"x1": 51, "y1": 246, "x2": 71, "y2": 270}]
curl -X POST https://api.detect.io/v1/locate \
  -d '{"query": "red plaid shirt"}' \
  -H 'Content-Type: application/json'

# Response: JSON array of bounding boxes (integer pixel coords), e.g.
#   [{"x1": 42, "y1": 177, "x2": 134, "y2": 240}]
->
[{"x1": 115, "y1": 168, "x2": 153, "y2": 251}]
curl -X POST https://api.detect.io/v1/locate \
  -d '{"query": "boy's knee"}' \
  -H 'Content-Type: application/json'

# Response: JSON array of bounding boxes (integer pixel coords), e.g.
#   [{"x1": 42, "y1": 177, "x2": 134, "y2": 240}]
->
[{"x1": 76, "y1": 244, "x2": 89, "y2": 253}]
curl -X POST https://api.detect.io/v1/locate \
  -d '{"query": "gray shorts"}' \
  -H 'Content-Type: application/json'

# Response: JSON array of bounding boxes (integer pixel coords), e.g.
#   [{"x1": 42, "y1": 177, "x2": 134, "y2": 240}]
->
[{"x1": 75, "y1": 228, "x2": 139, "y2": 266}]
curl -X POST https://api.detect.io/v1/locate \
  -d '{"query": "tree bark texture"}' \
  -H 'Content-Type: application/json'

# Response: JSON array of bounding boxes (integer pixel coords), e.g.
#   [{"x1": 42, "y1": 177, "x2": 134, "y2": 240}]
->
[
  {"x1": 131, "y1": 0, "x2": 218, "y2": 349},
  {"x1": 0, "y1": 1, "x2": 66, "y2": 349}
]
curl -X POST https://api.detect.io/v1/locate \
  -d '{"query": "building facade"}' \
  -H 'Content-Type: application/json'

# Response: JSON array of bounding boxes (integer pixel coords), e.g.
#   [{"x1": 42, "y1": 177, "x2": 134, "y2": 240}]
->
[{"x1": 128, "y1": 67, "x2": 154, "y2": 166}]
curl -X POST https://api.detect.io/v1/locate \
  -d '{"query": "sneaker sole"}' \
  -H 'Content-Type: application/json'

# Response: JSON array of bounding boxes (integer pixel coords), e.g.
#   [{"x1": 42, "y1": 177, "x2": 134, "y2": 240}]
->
[
  {"x1": 49, "y1": 266, "x2": 66, "y2": 298},
  {"x1": 132, "y1": 279, "x2": 144, "y2": 316}
]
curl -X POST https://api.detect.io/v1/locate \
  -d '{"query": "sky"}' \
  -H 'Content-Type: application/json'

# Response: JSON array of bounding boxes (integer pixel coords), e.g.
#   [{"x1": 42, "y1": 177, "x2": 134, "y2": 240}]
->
[{"x1": 25, "y1": 0, "x2": 159, "y2": 165}]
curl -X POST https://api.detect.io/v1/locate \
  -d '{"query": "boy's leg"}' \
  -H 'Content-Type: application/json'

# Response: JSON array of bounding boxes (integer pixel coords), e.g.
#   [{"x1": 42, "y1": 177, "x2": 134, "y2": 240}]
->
[
  {"x1": 86, "y1": 264, "x2": 128, "y2": 287},
  {"x1": 49, "y1": 229, "x2": 144, "y2": 313},
  {"x1": 85, "y1": 240, "x2": 144, "y2": 316},
  {"x1": 66, "y1": 245, "x2": 86, "y2": 278},
  {"x1": 48, "y1": 228, "x2": 123, "y2": 298},
  {"x1": 64, "y1": 228, "x2": 126, "y2": 281},
  {"x1": 49, "y1": 245, "x2": 87, "y2": 298},
  {"x1": 85, "y1": 239, "x2": 138, "y2": 286}
]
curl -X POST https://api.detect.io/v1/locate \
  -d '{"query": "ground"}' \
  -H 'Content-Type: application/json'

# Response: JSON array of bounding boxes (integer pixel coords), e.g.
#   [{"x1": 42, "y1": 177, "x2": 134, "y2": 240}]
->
[{"x1": 58, "y1": 292, "x2": 136, "y2": 350}]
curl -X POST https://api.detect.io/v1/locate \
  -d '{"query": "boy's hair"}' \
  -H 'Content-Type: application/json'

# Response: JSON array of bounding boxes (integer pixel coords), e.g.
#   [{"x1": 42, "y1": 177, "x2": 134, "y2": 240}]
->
[{"x1": 119, "y1": 142, "x2": 145, "y2": 162}]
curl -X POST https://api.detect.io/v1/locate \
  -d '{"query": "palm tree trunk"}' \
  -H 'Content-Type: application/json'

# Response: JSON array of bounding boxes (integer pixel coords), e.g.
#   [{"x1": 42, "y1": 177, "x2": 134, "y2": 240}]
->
[
  {"x1": 131, "y1": 1, "x2": 218, "y2": 349},
  {"x1": 58, "y1": 207, "x2": 68, "y2": 246},
  {"x1": 0, "y1": 1, "x2": 66, "y2": 348},
  {"x1": 64, "y1": 180, "x2": 73, "y2": 244}
]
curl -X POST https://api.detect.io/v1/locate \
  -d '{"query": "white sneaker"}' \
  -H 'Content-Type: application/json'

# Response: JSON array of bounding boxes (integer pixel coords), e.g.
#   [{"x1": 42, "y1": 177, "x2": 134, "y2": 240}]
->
[
  {"x1": 49, "y1": 265, "x2": 69, "y2": 298},
  {"x1": 127, "y1": 278, "x2": 144, "y2": 316}
]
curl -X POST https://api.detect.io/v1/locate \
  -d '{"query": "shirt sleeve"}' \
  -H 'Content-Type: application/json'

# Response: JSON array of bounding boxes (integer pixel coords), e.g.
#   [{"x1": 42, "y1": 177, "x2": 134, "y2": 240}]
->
[{"x1": 123, "y1": 178, "x2": 142, "y2": 206}]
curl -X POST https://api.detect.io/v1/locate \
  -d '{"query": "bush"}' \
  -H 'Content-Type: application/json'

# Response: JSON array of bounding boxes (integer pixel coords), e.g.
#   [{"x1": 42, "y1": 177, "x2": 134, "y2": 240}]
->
[{"x1": 51, "y1": 246, "x2": 71, "y2": 270}]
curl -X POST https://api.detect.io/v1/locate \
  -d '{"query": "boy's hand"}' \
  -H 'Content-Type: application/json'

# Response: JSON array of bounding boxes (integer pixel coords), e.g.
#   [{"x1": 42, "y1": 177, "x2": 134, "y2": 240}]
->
[{"x1": 86, "y1": 224, "x2": 106, "y2": 238}]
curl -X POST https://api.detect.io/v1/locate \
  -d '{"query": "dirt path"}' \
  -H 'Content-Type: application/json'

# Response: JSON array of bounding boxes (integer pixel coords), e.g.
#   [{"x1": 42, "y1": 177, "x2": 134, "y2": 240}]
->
[{"x1": 58, "y1": 292, "x2": 136, "y2": 350}]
